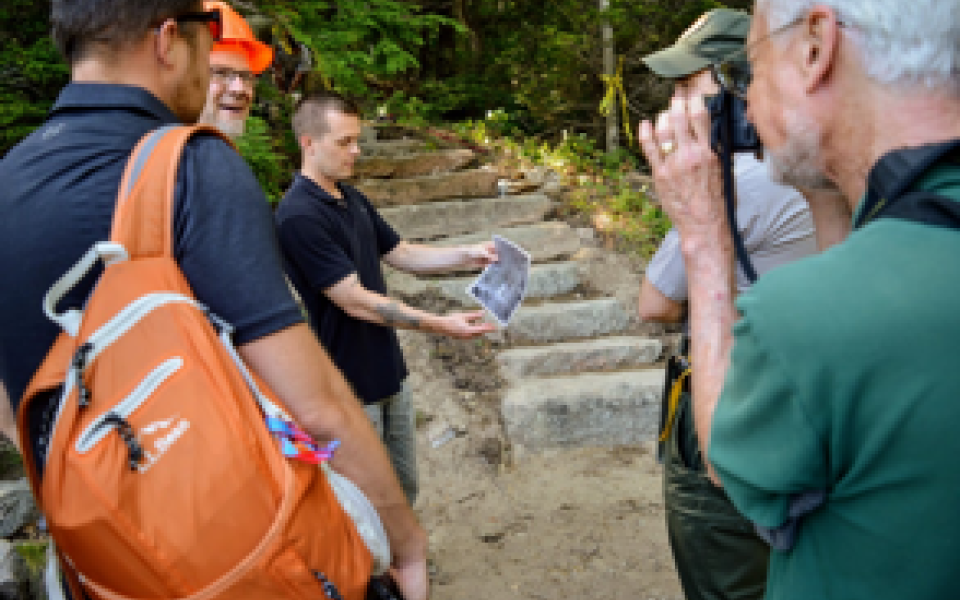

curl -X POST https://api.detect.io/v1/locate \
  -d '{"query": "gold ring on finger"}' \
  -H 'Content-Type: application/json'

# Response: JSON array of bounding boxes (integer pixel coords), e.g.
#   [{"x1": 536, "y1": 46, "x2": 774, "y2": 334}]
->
[{"x1": 660, "y1": 140, "x2": 676, "y2": 156}]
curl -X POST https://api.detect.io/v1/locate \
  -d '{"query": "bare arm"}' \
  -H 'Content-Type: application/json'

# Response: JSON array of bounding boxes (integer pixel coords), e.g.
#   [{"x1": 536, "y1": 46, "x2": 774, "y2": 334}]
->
[
  {"x1": 639, "y1": 97, "x2": 737, "y2": 485},
  {"x1": 325, "y1": 274, "x2": 494, "y2": 339},
  {"x1": 383, "y1": 241, "x2": 496, "y2": 275},
  {"x1": 238, "y1": 324, "x2": 428, "y2": 599},
  {"x1": 638, "y1": 277, "x2": 686, "y2": 323},
  {"x1": 798, "y1": 187, "x2": 852, "y2": 250},
  {"x1": 681, "y1": 228, "x2": 738, "y2": 487}
]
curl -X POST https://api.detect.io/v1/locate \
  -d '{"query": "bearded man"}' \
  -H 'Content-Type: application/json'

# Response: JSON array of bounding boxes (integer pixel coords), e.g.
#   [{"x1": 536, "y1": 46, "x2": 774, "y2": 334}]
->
[
  {"x1": 639, "y1": 0, "x2": 960, "y2": 598},
  {"x1": 197, "y1": 1, "x2": 273, "y2": 137}
]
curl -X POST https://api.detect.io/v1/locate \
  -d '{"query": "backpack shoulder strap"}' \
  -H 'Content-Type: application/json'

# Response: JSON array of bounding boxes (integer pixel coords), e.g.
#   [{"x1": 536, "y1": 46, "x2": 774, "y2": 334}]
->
[
  {"x1": 17, "y1": 124, "x2": 233, "y2": 497},
  {"x1": 110, "y1": 124, "x2": 233, "y2": 258}
]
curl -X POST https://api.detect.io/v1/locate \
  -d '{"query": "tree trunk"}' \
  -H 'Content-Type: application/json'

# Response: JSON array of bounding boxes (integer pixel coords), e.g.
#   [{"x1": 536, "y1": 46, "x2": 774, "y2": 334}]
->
[{"x1": 601, "y1": 0, "x2": 618, "y2": 153}]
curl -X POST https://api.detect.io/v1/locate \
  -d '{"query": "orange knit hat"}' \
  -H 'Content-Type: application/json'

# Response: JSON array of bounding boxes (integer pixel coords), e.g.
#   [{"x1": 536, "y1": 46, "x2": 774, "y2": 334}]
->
[{"x1": 204, "y1": 1, "x2": 274, "y2": 74}]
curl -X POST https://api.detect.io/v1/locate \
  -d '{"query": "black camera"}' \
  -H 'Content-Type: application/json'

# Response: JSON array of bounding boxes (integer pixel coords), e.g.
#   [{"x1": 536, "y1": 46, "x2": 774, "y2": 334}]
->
[{"x1": 706, "y1": 89, "x2": 761, "y2": 155}]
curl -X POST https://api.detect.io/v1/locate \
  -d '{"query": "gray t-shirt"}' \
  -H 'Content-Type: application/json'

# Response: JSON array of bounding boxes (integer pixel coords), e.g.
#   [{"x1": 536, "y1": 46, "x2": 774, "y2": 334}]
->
[{"x1": 646, "y1": 153, "x2": 816, "y2": 301}]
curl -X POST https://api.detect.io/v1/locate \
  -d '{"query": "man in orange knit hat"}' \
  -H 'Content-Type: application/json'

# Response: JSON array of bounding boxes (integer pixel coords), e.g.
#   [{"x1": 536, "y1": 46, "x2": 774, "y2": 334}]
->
[{"x1": 198, "y1": 1, "x2": 273, "y2": 137}]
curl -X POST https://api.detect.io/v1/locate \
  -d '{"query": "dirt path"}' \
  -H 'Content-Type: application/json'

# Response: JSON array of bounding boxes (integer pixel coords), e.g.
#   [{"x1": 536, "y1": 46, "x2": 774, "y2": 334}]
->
[{"x1": 400, "y1": 324, "x2": 684, "y2": 600}]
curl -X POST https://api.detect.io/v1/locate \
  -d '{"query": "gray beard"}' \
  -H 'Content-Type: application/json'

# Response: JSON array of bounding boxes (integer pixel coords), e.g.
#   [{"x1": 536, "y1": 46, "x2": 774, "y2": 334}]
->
[
  {"x1": 766, "y1": 112, "x2": 839, "y2": 192},
  {"x1": 197, "y1": 109, "x2": 246, "y2": 139},
  {"x1": 214, "y1": 118, "x2": 246, "y2": 139}
]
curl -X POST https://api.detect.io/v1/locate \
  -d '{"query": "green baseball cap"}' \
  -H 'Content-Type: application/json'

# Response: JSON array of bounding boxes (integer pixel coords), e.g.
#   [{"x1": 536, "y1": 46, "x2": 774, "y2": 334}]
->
[{"x1": 642, "y1": 8, "x2": 751, "y2": 79}]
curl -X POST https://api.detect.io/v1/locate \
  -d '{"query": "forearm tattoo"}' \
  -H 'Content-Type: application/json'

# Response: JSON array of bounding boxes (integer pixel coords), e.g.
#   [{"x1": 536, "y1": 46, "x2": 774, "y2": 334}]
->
[{"x1": 376, "y1": 302, "x2": 422, "y2": 329}]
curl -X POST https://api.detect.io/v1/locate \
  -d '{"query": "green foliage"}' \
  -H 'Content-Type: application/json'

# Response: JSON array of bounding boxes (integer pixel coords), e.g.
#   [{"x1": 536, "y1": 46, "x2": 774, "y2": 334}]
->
[
  {"x1": 409, "y1": 0, "x2": 727, "y2": 142},
  {"x1": 15, "y1": 542, "x2": 47, "y2": 575},
  {"x1": 381, "y1": 92, "x2": 434, "y2": 126},
  {"x1": 234, "y1": 75, "x2": 300, "y2": 204},
  {"x1": 454, "y1": 113, "x2": 671, "y2": 257},
  {"x1": 234, "y1": 115, "x2": 291, "y2": 204},
  {"x1": 0, "y1": 444, "x2": 23, "y2": 480},
  {"x1": 255, "y1": 0, "x2": 460, "y2": 101},
  {"x1": 1, "y1": 0, "x2": 749, "y2": 216},
  {"x1": 0, "y1": 0, "x2": 69, "y2": 155}
]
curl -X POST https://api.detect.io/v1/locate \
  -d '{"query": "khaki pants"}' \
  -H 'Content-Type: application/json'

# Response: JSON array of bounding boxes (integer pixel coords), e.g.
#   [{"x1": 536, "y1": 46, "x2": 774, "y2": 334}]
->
[{"x1": 364, "y1": 381, "x2": 418, "y2": 506}]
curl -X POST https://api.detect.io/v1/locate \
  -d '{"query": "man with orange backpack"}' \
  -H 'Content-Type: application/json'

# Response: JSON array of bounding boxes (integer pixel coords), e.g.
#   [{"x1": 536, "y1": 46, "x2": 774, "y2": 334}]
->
[
  {"x1": 0, "y1": 1, "x2": 427, "y2": 599},
  {"x1": 197, "y1": 1, "x2": 272, "y2": 138}
]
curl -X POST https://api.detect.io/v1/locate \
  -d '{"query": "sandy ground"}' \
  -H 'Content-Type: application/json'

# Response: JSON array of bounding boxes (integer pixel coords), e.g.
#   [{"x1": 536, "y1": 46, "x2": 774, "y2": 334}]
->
[{"x1": 398, "y1": 305, "x2": 685, "y2": 600}]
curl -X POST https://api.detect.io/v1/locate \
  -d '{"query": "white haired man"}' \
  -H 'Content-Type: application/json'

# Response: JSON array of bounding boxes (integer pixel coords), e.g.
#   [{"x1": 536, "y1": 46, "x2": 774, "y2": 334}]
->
[
  {"x1": 639, "y1": 0, "x2": 960, "y2": 599},
  {"x1": 638, "y1": 10, "x2": 817, "y2": 600}
]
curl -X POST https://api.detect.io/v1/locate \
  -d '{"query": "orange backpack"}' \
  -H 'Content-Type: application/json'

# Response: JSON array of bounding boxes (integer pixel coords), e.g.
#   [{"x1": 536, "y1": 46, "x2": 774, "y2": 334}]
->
[{"x1": 17, "y1": 125, "x2": 373, "y2": 600}]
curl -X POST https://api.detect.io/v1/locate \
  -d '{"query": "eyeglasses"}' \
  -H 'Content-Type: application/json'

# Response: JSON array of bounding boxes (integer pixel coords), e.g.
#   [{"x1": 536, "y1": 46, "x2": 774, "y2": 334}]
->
[
  {"x1": 166, "y1": 9, "x2": 223, "y2": 42},
  {"x1": 712, "y1": 14, "x2": 848, "y2": 99},
  {"x1": 210, "y1": 66, "x2": 257, "y2": 87}
]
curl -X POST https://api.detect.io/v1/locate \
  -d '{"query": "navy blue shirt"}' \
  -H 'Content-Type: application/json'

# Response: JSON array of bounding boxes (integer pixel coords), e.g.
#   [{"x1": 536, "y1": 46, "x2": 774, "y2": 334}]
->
[
  {"x1": 275, "y1": 174, "x2": 407, "y2": 404},
  {"x1": 0, "y1": 83, "x2": 303, "y2": 411}
]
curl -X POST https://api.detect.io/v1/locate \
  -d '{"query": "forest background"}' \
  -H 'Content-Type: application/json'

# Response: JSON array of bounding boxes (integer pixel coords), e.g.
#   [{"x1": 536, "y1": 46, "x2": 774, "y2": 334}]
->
[{"x1": 1, "y1": 0, "x2": 753, "y2": 251}]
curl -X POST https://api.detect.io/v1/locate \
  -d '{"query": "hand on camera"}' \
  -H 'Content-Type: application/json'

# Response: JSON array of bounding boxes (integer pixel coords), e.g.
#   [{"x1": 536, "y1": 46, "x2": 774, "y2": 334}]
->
[{"x1": 638, "y1": 95, "x2": 727, "y2": 247}]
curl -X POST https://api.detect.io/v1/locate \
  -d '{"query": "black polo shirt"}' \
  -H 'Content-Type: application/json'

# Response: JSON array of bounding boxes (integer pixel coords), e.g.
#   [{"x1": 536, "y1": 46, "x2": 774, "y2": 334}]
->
[
  {"x1": 275, "y1": 174, "x2": 407, "y2": 404},
  {"x1": 0, "y1": 83, "x2": 302, "y2": 412}
]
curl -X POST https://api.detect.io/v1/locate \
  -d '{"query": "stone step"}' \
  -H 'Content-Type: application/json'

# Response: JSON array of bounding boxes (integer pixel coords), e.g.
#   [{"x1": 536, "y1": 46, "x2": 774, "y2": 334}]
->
[
  {"x1": 389, "y1": 261, "x2": 582, "y2": 305},
  {"x1": 502, "y1": 369, "x2": 665, "y2": 450},
  {"x1": 380, "y1": 194, "x2": 554, "y2": 241},
  {"x1": 355, "y1": 149, "x2": 476, "y2": 179},
  {"x1": 439, "y1": 222, "x2": 581, "y2": 263},
  {"x1": 0, "y1": 479, "x2": 38, "y2": 538},
  {"x1": 357, "y1": 169, "x2": 499, "y2": 207},
  {"x1": 504, "y1": 297, "x2": 631, "y2": 344},
  {"x1": 360, "y1": 139, "x2": 428, "y2": 156},
  {"x1": 497, "y1": 336, "x2": 663, "y2": 380}
]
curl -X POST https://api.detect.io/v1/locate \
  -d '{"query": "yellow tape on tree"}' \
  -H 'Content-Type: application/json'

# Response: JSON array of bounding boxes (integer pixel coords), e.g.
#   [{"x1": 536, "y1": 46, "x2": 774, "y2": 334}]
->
[
  {"x1": 272, "y1": 23, "x2": 293, "y2": 55},
  {"x1": 599, "y1": 56, "x2": 634, "y2": 147}
]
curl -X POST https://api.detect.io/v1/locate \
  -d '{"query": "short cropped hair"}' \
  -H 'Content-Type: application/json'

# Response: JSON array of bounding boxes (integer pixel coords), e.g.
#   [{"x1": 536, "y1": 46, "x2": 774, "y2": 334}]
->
[
  {"x1": 52, "y1": 0, "x2": 202, "y2": 64},
  {"x1": 758, "y1": 0, "x2": 960, "y2": 94},
  {"x1": 292, "y1": 91, "x2": 362, "y2": 140}
]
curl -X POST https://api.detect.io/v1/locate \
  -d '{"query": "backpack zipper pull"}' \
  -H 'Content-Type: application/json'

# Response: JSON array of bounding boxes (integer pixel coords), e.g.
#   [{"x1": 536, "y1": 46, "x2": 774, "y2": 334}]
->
[
  {"x1": 313, "y1": 571, "x2": 344, "y2": 600},
  {"x1": 103, "y1": 413, "x2": 145, "y2": 471},
  {"x1": 73, "y1": 342, "x2": 94, "y2": 408},
  {"x1": 78, "y1": 385, "x2": 91, "y2": 409}
]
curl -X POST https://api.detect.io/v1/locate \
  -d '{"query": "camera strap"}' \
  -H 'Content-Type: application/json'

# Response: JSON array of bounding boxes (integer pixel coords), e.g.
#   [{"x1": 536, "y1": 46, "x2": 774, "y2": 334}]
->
[{"x1": 719, "y1": 92, "x2": 758, "y2": 284}]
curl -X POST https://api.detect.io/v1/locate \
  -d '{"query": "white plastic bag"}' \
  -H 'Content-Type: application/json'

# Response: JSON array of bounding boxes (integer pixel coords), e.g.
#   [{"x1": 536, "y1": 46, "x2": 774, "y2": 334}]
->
[{"x1": 322, "y1": 462, "x2": 391, "y2": 575}]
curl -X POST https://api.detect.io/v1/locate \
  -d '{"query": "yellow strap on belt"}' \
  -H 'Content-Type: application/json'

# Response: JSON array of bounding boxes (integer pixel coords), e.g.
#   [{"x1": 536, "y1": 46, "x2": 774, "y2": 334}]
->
[
  {"x1": 599, "y1": 56, "x2": 634, "y2": 147},
  {"x1": 658, "y1": 366, "x2": 692, "y2": 443}
]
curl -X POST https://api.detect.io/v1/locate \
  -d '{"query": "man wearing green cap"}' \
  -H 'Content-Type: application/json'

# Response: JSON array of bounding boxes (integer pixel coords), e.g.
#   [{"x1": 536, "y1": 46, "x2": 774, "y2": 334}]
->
[{"x1": 638, "y1": 9, "x2": 818, "y2": 600}]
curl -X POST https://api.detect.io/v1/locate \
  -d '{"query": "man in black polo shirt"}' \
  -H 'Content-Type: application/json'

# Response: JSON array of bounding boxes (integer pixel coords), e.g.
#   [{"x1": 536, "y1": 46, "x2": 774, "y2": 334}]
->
[
  {"x1": 276, "y1": 92, "x2": 498, "y2": 505},
  {"x1": 0, "y1": 2, "x2": 428, "y2": 598}
]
